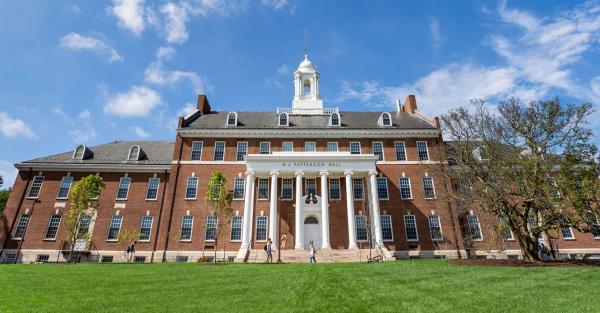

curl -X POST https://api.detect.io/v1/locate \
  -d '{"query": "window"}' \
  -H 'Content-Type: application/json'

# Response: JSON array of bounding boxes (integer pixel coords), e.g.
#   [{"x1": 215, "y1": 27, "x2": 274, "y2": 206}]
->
[
  {"x1": 28, "y1": 176, "x2": 44, "y2": 198},
  {"x1": 497, "y1": 214, "x2": 513, "y2": 240},
  {"x1": 236, "y1": 141, "x2": 247, "y2": 161},
  {"x1": 422, "y1": 177, "x2": 436, "y2": 199},
  {"x1": 230, "y1": 216, "x2": 242, "y2": 241},
  {"x1": 44, "y1": 214, "x2": 61, "y2": 240},
  {"x1": 306, "y1": 178, "x2": 317, "y2": 196},
  {"x1": 327, "y1": 141, "x2": 338, "y2": 152},
  {"x1": 128, "y1": 145, "x2": 140, "y2": 161},
  {"x1": 381, "y1": 112, "x2": 392, "y2": 126},
  {"x1": 12, "y1": 214, "x2": 30, "y2": 239},
  {"x1": 278, "y1": 113, "x2": 289, "y2": 126},
  {"x1": 180, "y1": 215, "x2": 193, "y2": 241},
  {"x1": 176, "y1": 256, "x2": 189, "y2": 263},
  {"x1": 107, "y1": 215, "x2": 123, "y2": 241},
  {"x1": 281, "y1": 178, "x2": 293, "y2": 200},
  {"x1": 116, "y1": 177, "x2": 131, "y2": 200},
  {"x1": 467, "y1": 215, "x2": 483, "y2": 241},
  {"x1": 399, "y1": 177, "x2": 412, "y2": 199},
  {"x1": 227, "y1": 112, "x2": 237, "y2": 126},
  {"x1": 282, "y1": 141, "x2": 293, "y2": 152},
  {"x1": 404, "y1": 215, "x2": 418, "y2": 241},
  {"x1": 185, "y1": 177, "x2": 198, "y2": 199},
  {"x1": 73, "y1": 144, "x2": 86, "y2": 159},
  {"x1": 257, "y1": 178, "x2": 269, "y2": 200},
  {"x1": 134, "y1": 256, "x2": 146, "y2": 263},
  {"x1": 214, "y1": 141, "x2": 225, "y2": 161},
  {"x1": 372, "y1": 142, "x2": 384, "y2": 161},
  {"x1": 146, "y1": 178, "x2": 160, "y2": 200},
  {"x1": 330, "y1": 113, "x2": 340, "y2": 126},
  {"x1": 372, "y1": 177, "x2": 386, "y2": 200},
  {"x1": 139, "y1": 216, "x2": 153, "y2": 241},
  {"x1": 205, "y1": 215, "x2": 217, "y2": 241},
  {"x1": 381, "y1": 215, "x2": 393, "y2": 241},
  {"x1": 191, "y1": 141, "x2": 203, "y2": 161},
  {"x1": 561, "y1": 227, "x2": 575, "y2": 240},
  {"x1": 350, "y1": 141, "x2": 361, "y2": 155},
  {"x1": 353, "y1": 178, "x2": 364, "y2": 199},
  {"x1": 233, "y1": 178, "x2": 245, "y2": 200},
  {"x1": 355, "y1": 216, "x2": 368, "y2": 241},
  {"x1": 329, "y1": 178, "x2": 340, "y2": 200},
  {"x1": 101, "y1": 256, "x2": 114, "y2": 263},
  {"x1": 394, "y1": 141, "x2": 407, "y2": 161},
  {"x1": 417, "y1": 141, "x2": 429, "y2": 161},
  {"x1": 260, "y1": 141, "x2": 271, "y2": 154},
  {"x1": 36, "y1": 255, "x2": 50, "y2": 263},
  {"x1": 428, "y1": 215, "x2": 443, "y2": 240},
  {"x1": 304, "y1": 141, "x2": 316, "y2": 152},
  {"x1": 77, "y1": 214, "x2": 91, "y2": 238},
  {"x1": 303, "y1": 79, "x2": 311, "y2": 94},
  {"x1": 57, "y1": 176, "x2": 74, "y2": 199},
  {"x1": 256, "y1": 216, "x2": 268, "y2": 241}
]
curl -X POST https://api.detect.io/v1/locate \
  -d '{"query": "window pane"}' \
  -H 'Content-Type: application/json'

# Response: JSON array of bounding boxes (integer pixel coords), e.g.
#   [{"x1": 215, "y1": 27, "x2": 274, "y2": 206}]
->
[
  {"x1": 281, "y1": 178, "x2": 293, "y2": 200},
  {"x1": 214, "y1": 141, "x2": 225, "y2": 161},
  {"x1": 258, "y1": 178, "x2": 269, "y2": 199},
  {"x1": 417, "y1": 141, "x2": 429, "y2": 161},
  {"x1": 327, "y1": 142, "x2": 338, "y2": 152},
  {"x1": 329, "y1": 178, "x2": 340, "y2": 199},
  {"x1": 376, "y1": 177, "x2": 389, "y2": 199},
  {"x1": 205, "y1": 215, "x2": 218, "y2": 241},
  {"x1": 256, "y1": 216, "x2": 268, "y2": 241},
  {"x1": 116, "y1": 177, "x2": 131, "y2": 199},
  {"x1": 350, "y1": 142, "x2": 361, "y2": 154},
  {"x1": 372, "y1": 142, "x2": 384, "y2": 161},
  {"x1": 353, "y1": 178, "x2": 364, "y2": 199},
  {"x1": 260, "y1": 142, "x2": 270, "y2": 154},
  {"x1": 331, "y1": 113, "x2": 339, "y2": 126},
  {"x1": 191, "y1": 141, "x2": 203, "y2": 160},
  {"x1": 395, "y1": 142, "x2": 407, "y2": 161},
  {"x1": 230, "y1": 216, "x2": 242, "y2": 241},
  {"x1": 381, "y1": 215, "x2": 393, "y2": 241},
  {"x1": 13, "y1": 214, "x2": 30, "y2": 239},
  {"x1": 185, "y1": 177, "x2": 198, "y2": 199},
  {"x1": 467, "y1": 215, "x2": 482, "y2": 240},
  {"x1": 282, "y1": 142, "x2": 293, "y2": 152},
  {"x1": 28, "y1": 176, "x2": 44, "y2": 198},
  {"x1": 227, "y1": 113, "x2": 236, "y2": 125},
  {"x1": 78, "y1": 215, "x2": 92, "y2": 238},
  {"x1": 306, "y1": 178, "x2": 317, "y2": 196},
  {"x1": 140, "y1": 216, "x2": 153, "y2": 241},
  {"x1": 57, "y1": 176, "x2": 73, "y2": 198},
  {"x1": 404, "y1": 215, "x2": 418, "y2": 241},
  {"x1": 44, "y1": 214, "x2": 61, "y2": 240},
  {"x1": 146, "y1": 178, "x2": 160, "y2": 200},
  {"x1": 279, "y1": 114, "x2": 288, "y2": 126},
  {"x1": 180, "y1": 215, "x2": 193, "y2": 240},
  {"x1": 233, "y1": 178, "x2": 245, "y2": 199},
  {"x1": 108, "y1": 216, "x2": 123, "y2": 240},
  {"x1": 400, "y1": 177, "x2": 412, "y2": 199},
  {"x1": 428, "y1": 215, "x2": 443, "y2": 240},
  {"x1": 382, "y1": 113, "x2": 391, "y2": 126},
  {"x1": 304, "y1": 142, "x2": 316, "y2": 152},
  {"x1": 236, "y1": 142, "x2": 247, "y2": 161},
  {"x1": 423, "y1": 177, "x2": 436, "y2": 199},
  {"x1": 355, "y1": 216, "x2": 368, "y2": 241},
  {"x1": 561, "y1": 227, "x2": 574, "y2": 239}
]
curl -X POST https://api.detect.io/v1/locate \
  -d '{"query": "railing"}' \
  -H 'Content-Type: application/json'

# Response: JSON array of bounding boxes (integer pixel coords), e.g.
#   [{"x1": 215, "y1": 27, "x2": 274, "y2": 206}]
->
[{"x1": 276, "y1": 107, "x2": 339, "y2": 115}]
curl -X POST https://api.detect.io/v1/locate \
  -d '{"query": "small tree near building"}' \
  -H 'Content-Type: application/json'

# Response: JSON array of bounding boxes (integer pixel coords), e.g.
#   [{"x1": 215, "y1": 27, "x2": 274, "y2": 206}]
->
[
  {"x1": 64, "y1": 175, "x2": 105, "y2": 262},
  {"x1": 441, "y1": 97, "x2": 600, "y2": 262},
  {"x1": 117, "y1": 229, "x2": 141, "y2": 262},
  {"x1": 0, "y1": 188, "x2": 10, "y2": 216},
  {"x1": 204, "y1": 171, "x2": 234, "y2": 262}
]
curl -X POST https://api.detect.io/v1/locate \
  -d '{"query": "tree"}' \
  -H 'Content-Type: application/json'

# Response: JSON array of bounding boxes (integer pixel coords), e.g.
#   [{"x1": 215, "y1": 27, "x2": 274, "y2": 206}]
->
[
  {"x1": 204, "y1": 171, "x2": 234, "y2": 262},
  {"x1": 117, "y1": 229, "x2": 141, "y2": 262},
  {"x1": 0, "y1": 188, "x2": 10, "y2": 216},
  {"x1": 64, "y1": 175, "x2": 105, "y2": 262},
  {"x1": 441, "y1": 97, "x2": 599, "y2": 262}
]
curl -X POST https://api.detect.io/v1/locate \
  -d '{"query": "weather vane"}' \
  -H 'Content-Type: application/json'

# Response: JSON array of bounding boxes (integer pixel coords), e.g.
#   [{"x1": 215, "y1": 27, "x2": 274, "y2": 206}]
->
[{"x1": 304, "y1": 30, "x2": 308, "y2": 57}]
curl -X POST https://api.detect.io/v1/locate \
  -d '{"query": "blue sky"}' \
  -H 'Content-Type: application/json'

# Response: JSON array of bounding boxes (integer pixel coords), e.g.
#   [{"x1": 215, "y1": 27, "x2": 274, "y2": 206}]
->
[{"x1": 1, "y1": 0, "x2": 600, "y2": 187}]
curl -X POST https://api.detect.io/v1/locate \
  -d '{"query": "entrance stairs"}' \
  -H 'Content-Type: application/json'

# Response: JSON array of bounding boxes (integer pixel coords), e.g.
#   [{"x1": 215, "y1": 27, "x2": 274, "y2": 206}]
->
[{"x1": 245, "y1": 248, "x2": 394, "y2": 263}]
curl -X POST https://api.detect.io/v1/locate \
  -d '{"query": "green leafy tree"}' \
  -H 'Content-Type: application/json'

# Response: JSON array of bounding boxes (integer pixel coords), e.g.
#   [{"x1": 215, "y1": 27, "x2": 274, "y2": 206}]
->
[
  {"x1": 0, "y1": 188, "x2": 10, "y2": 216},
  {"x1": 117, "y1": 229, "x2": 142, "y2": 262},
  {"x1": 204, "y1": 171, "x2": 234, "y2": 262},
  {"x1": 64, "y1": 175, "x2": 105, "y2": 262},
  {"x1": 441, "y1": 97, "x2": 599, "y2": 262}
]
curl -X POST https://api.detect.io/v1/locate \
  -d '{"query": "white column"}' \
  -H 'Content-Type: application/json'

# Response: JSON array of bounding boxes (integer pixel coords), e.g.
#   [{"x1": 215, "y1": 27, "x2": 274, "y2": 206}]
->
[
  {"x1": 268, "y1": 171, "x2": 278, "y2": 249},
  {"x1": 320, "y1": 171, "x2": 331, "y2": 250},
  {"x1": 369, "y1": 170, "x2": 384, "y2": 246},
  {"x1": 240, "y1": 170, "x2": 255, "y2": 249},
  {"x1": 294, "y1": 171, "x2": 304, "y2": 249},
  {"x1": 345, "y1": 171, "x2": 358, "y2": 249}
]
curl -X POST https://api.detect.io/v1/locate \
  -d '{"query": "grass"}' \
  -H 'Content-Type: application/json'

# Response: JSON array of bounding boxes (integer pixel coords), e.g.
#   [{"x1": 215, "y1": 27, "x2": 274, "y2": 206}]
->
[{"x1": 0, "y1": 260, "x2": 598, "y2": 313}]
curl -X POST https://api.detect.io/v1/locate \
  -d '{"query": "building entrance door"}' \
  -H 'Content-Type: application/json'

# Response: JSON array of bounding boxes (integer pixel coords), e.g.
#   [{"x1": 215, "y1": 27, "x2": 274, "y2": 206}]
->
[{"x1": 303, "y1": 216, "x2": 322, "y2": 250}]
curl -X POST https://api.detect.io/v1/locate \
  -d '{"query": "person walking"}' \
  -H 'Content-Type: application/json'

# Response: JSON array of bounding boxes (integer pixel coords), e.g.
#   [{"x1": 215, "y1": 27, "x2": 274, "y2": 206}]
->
[
  {"x1": 309, "y1": 241, "x2": 316, "y2": 263},
  {"x1": 280, "y1": 234, "x2": 287, "y2": 250},
  {"x1": 126, "y1": 241, "x2": 137, "y2": 263},
  {"x1": 266, "y1": 238, "x2": 273, "y2": 263}
]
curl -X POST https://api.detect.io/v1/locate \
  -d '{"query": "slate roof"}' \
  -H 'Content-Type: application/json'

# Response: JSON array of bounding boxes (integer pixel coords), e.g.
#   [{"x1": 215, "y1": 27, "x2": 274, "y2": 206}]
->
[
  {"x1": 184, "y1": 111, "x2": 437, "y2": 129},
  {"x1": 20, "y1": 141, "x2": 174, "y2": 165}
]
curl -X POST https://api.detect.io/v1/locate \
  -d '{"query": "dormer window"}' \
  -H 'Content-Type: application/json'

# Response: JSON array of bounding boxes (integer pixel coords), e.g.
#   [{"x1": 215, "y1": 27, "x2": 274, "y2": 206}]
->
[
  {"x1": 330, "y1": 113, "x2": 340, "y2": 127},
  {"x1": 72, "y1": 144, "x2": 92, "y2": 160},
  {"x1": 226, "y1": 112, "x2": 238, "y2": 126},
  {"x1": 379, "y1": 112, "x2": 392, "y2": 127},
  {"x1": 278, "y1": 112, "x2": 289, "y2": 127},
  {"x1": 128, "y1": 145, "x2": 141, "y2": 161}
]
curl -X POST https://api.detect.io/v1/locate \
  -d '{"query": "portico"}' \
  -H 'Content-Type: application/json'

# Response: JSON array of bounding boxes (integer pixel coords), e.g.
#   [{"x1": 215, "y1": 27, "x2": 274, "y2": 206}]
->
[{"x1": 238, "y1": 152, "x2": 383, "y2": 257}]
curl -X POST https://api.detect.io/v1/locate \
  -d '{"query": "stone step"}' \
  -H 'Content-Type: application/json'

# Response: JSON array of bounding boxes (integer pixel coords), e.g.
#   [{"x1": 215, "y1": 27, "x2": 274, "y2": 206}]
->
[{"x1": 246, "y1": 249, "x2": 390, "y2": 263}]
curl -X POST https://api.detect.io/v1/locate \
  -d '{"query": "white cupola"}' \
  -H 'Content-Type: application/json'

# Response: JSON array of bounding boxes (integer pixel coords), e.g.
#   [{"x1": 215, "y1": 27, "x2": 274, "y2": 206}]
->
[{"x1": 292, "y1": 54, "x2": 324, "y2": 114}]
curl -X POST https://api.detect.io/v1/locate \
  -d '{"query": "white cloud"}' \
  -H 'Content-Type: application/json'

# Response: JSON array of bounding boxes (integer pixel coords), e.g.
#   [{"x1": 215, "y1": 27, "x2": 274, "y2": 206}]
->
[
  {"x1": 78, "y1": 110, "x2": 91, "y2": 119},
  {"x1": 110, "y1": 0, "x2": 146, "y2": 36},
  {"x1": 0, "y1": 160, "x2": 17, "y2": 189},
  {"x1": 177, "y1": 102, "x2": 197, "y2": 117},
  {"x1": 429, "y1": 16, "x2": 445, "y2": 49},
  {"x1": 0, "y1": 112, "x2": 37, "y2": 139},
  {"x1": 144, "y1": 47, "x2": 205, "y2": 93},
  {"x1": 131, "y1": 126, "x2": 150, "y2": 138},
  {"x1": 52, "y1": 107, "x2": 67, "y2": 118},
  {"x1": 104, "y1": 85, "x2": 162, "y2": 117},
  {"x1": 262, "y1": 0, "x2": 289, "y2": 10},
  {"x1": 160, "y1": 2, "x2": 190, "y2": 44},
  {"x1": 277, "y1": 64, "x2": 290, "y2": 75},
  {"x1": 59, "y1": 32, "x2": 122, "y2": 63},
  {"x1": 69, "y1": 128, "x2": 97, "y2": 143},
  {"x1": 157, "y1": 46, "x2": 176, "y2": 60}
]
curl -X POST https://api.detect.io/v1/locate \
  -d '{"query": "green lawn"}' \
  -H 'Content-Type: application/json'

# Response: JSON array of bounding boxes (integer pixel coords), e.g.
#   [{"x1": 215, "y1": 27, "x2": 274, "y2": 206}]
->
[{"x1": 0, "y1": 260, "x2": 597, "y2": 313}]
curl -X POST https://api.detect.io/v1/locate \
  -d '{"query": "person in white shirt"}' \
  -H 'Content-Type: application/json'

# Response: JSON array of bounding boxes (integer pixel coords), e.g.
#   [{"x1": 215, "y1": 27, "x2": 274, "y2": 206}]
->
[{"x1": 309, "y1": 241, "x2": 316, "y2": 263}]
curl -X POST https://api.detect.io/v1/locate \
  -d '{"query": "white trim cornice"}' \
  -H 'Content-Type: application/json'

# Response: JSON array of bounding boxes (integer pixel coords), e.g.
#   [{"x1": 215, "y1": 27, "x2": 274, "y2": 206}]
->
[
  {"x1": 15, "y1": 163, "x2": 171, "y2": 173},
  {"x1": 177, "y1": 128, "x2": 440, "y2": 138}
]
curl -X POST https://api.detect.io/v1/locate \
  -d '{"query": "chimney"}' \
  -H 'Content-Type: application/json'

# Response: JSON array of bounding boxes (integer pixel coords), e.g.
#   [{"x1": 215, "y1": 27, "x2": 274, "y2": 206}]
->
[
  {"x1": 433, "y1": 117, "x2": 440, "y2": 128},
  {"x1": 402, "y1": 95, "x2": 417, "y2": 113},
  {"x1": 396, "y1": 99, "x2": 402, "y2": 112},
  {"x1": 196, "y1": 95, "x2": 211, "y2": 114},
  {"x1": 177, "y1": 116, "x2": 184, "y2": 128}
]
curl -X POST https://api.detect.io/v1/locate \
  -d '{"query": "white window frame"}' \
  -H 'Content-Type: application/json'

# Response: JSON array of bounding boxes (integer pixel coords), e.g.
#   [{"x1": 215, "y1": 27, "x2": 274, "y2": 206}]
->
[
  {"x1": 304, "y1": 141, "x2": 316, "y2": 152},
  {"x1": 355, "y1": 215, "x2": 368, "y2": 242},
  {"x1": 139, "y1": 216, "x2": 153, "y2": 242},
  {"x1": 185, "y1": 176, "x2": 199, "y2": 200},
  {"x1": 428, "y1": 215, "x2": 443, "y2": 241},
  {"x1": 257, "y1": 178, "x2": 269, "y2": 200},
  {"x1": 381, "y1": 215, "x2": 394, "y2": 242},
  {"x1": 107, "y1": 215, "x2": 123, "y2": 241},
  {"x1": 404, "y1": 215, "x2": 419, "y2": 241},
  {"x1": 278, "y1": 112, "x2": 289, "y2": 127},
  {"x1": 399, "y1": 177, "x2": 413, "y2": 200},
  {"x1": 255, "y1": 216, "x2": 268, "y2": 242},
  {"x1": 12, "y1": 214, "x2": 30, "y2": 240},
  {"x1": 281, "y1": 178, "x2": 293, "y2": 200},
  {"x1": 205, "y1": 215, "x2": 218, "y2": 242},
  {"x1": 115, "y1": 177, "x2": 131, "y2": 200},
  {"x1": 467, "y1": 215, "x2": 483, "y2": 241},
  {"x1": 226, "y1": 112, "x2": 238, "y2": 126},
  {"x1": 190, "y1": 141, "x2": 203, "y2": 161},
  {"x1": 73, "y1": 144, "x2": 86, "y2": 160},
  {"x1": 180, "y1": 215, "x2": 194, "y2": 242},
  {"x1": 350, "y1": 141, "x2": 361, "y2": 155},
  {"x1": 561, "y1": 227, "x2": 575, "y2": 240},
  {"x1": 327, "y1": 141, "x2": 339, "y2": 152},
  {"x1": 43, "y1": 214, "x2": 62, "y2": 240},
  {"x1": 213, "y1": 141, "x2": 226, "y2": 161},
  {"x1": 233, "y1": 177, "x2": 245, "y2": 200},
  {"x1": 394, "y1": 141, "x2": 407, "y2": 161},
  {"x1": 127, "y1": 145, "x2": 140, "y2": 161},
  {"x1": 372, "y1": 141, "x2": 384, "y2": 161},
  {"x1": 236, "y1": 141, "x2": 248, "y2": 162},
  {"x1": 305, "y1": 178, "x2": 317, "y2": 196},
  {"x1": 416, "y1": 141, "x2": 430, "y2": 161},
  {"x1": 329, "y1": 178, "x2": 341, "y2": 200},
  {"x1": 56, "y1": 176, "x2": 74, "y2": 199},
  {"x1": 281, "y1": 141, "x2": 293, "y2": 152},
  {"x1": 352, "y1": 178, "x2": 364, "y2": 200},
  {"x1": 27, "y1": 176, "x2": 45, "y2": 199},
  {"x1": 230, "y1": 215, "x2": 243, "y2": 242},
  {"x1": 259, "y1": 141, "x2": 271, "y2": 154},
  {"x1": 379, "y1": 112, "x2": 392, "y2": 126},
  {"x1": 422, "y1": 177, "x2": 436, "y2": 199},
  {"x1": 376, "y1": 177, "x2": 389, "y2": 200},
  {"x1": 329, "y1": 112, "x2": 341, "y2": 127},
  {"x1": 146, "y1": 177, "x2": 160, "y2": 200}
]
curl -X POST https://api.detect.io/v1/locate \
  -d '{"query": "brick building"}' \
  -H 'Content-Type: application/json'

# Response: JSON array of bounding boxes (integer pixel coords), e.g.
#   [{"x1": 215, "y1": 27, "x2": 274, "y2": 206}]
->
[{"x1": 1, "y1": 55, "x2": 598, "y2": 263}]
